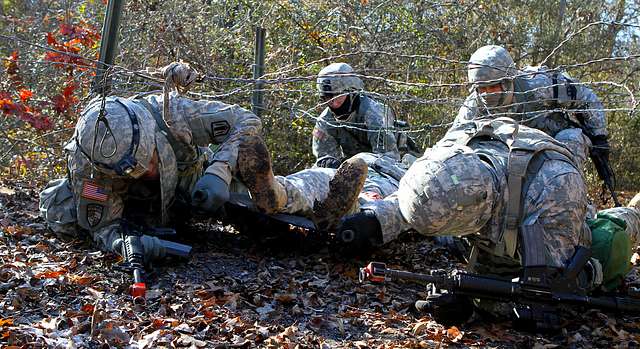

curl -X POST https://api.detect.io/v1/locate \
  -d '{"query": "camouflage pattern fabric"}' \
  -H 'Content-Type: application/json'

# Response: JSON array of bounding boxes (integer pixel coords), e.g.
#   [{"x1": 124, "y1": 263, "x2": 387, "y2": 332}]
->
[
  {"x1": 312, "y1": 95, "x2": 400, "y2": 162},
  {"x1": 316, "y1": 63, "x2": 364, "y2": 95},
  {"x1": 39, "y1": 93, "x2": 261, "y2": 260},
  {"x1": 273, "y1": 153, "x2": 405, "y2": 219},
  {"x1": 456, "y1": 65, "x2": 607, "y2": 138},
  {"x1": 369, "y1": 119, "x2": 591, "y2": 269}
]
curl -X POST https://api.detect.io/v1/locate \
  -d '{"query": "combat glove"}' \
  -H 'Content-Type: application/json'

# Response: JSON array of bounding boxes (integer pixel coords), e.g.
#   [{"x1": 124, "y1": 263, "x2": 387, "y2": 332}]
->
[
  {"x1": 335, "y1": 210, "x2": 383, "y2": 254},
  {"x1": 315, "y1": 156, "x2": 341, "y2": 169},
  {"x1": 191, "y1": 174, "x2": 230, "y2": 214}
]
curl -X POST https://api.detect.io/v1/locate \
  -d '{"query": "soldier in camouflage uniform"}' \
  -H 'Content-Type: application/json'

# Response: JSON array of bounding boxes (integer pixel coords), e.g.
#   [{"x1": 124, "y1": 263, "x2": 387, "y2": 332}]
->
[
  {"x1": 455, "y1": 45, "x2": 613, "y2": 189},
  {"x1": 38, "y1": 63, "x2": 293, "y2": 262},
  {"x1": 38, "y1": 61, "x2": 380, "y2": 261},
  {"x1": 337, "y1": 118, "x2": 640, "y2": 316},
  {"x1": 312, "y1": 63, "x2": 401, "y2": 168}
]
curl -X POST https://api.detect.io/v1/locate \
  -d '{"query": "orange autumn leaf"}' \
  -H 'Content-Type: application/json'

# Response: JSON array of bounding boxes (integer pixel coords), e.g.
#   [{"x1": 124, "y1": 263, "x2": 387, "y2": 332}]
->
[
  {"x1": 68, "y1": 274, "x2": 95, "y2": 285},
  {"x1": 18, "y1": 89, "x2": 33, "y2": 102},
  {"x1": 152, "y1": 318, "x2": 165, "y2": 328},
  {"x1": 0, "y1": 318, "x2": 13, "y2": 326},
  {"x1": 80, "y1": 304, "x2": 94, "y2": 313},
  {"x1": 34, "y1": 268, "x2": 68, "y2": 279},
  {"x1": 202, "y1": 309, "x2": 215, "y2": 319},
  {"x1": 447, "y1": 326, "x2": 463, "y2": 342}
]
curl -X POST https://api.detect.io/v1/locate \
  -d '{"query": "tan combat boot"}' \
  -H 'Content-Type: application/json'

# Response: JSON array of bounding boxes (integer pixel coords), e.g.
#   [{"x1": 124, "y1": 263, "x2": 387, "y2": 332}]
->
[
  {"x1": 238, "y1": 135, "x2": 287, "y2": 214},
  {"x1": 313, "y1": 157, "x2": 368, "y2": 232},
  {"x1": 628, "y1": 192, "x2": 640, "y2": 211}
]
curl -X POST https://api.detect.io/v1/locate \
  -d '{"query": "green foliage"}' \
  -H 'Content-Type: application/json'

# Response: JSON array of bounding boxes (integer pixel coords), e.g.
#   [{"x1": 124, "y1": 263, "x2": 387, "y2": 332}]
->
[{"x1": 1, "y1": 0, "x2": 639, "y2": 195}]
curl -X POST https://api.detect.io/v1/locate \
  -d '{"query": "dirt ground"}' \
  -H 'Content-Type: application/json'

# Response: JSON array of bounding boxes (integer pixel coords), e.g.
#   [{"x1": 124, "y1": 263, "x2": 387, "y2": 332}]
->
[{"x1": 0, "y1": 179, "x2": 639, "y2": 348}]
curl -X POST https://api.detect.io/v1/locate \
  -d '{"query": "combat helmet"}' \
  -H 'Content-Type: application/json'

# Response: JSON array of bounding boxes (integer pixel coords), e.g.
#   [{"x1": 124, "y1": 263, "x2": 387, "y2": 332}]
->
[
  {"x1": 316, "y1": 62, "x2": 364, "y2": 98},
  {"x1": 467, "y1": 45, "x2": 517, "y2": 108},
  {"x1": 74, "y1": 97, "x2": 157, "y2": 179},
  {"x1": 397, "y1": 144, "x2": 497, "y2": 236}
]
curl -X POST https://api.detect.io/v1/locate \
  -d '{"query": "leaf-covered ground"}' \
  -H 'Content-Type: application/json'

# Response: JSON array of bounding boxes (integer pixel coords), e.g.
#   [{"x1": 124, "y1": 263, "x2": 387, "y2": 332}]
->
[{"x1": 1, "y1": 179, "x2": 639, "y2": 348}]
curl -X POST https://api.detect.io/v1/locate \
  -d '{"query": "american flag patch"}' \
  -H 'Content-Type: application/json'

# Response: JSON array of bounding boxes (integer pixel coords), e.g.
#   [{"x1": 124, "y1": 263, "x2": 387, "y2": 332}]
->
[
  {"x1": 81, "y1": 181, "x2": 108, "y2": 202},
  {"x1": 313, "y1": 128, "x2": 327, "y2": 141}
]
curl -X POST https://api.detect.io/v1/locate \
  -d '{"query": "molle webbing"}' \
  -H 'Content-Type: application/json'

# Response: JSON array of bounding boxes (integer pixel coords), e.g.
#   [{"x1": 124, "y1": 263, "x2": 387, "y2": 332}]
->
[{"x1": 465, "y1": 119, "x2": 578, "y2": 259}]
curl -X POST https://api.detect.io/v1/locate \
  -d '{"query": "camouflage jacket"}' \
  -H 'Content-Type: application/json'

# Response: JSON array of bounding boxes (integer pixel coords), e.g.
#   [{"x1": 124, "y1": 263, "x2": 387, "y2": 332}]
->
[
  {"x1": 373, "y1": 119, "x2": 590, "y2": 270},
  {"x1": 312, "y1": 94, "x2": 400, "y2": 162},
  {"x1": 455, "y1": 66, "x2": 607, "y2": 138},
  {"x1": 60, "y1": 93, "x2": 261, "y2": 253}
]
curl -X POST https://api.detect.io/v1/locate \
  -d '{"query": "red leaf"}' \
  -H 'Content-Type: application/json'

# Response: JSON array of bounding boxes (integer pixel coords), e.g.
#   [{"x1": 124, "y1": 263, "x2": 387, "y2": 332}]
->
[
  {"x1": 60, "y1": 23, "x2": 74, "y2": 37},
  {"x1": 62, "y1": 82, "x2": 76, "y2": 98},
  {"x1": 46, "y1": 32, "x2": 57, "y2": 46},
  {"x1": 80, "y1": 304, "x2": 94, "y2": 313},
  {"x1": 18, "y1": 89, "x2": 32, "y2": 102}
]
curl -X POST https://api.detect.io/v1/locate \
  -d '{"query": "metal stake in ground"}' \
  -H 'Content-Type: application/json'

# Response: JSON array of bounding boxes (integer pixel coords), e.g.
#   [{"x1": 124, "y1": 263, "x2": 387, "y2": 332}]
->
[{"x1": 92, "y1": 0, "x2": 125, "y2": 95}]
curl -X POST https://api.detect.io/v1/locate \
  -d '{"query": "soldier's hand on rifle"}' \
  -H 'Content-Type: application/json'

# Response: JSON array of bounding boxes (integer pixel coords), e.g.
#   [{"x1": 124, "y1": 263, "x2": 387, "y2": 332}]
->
[
  {"x1": 111, "y1": 233, "x2": 166, "y2": 262},
  {"x1": 335, "y1": 210, "x2": 383, "y2": 254},
  {"x1": 191, "y1": 174, "x2": 230, "y2": 213}
]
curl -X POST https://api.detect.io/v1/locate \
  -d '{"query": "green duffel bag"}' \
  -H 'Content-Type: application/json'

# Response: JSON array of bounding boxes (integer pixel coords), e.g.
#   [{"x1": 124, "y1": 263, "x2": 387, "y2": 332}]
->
[{"x1": 588, "y1": 212, "x2": 633, "y2": 291}]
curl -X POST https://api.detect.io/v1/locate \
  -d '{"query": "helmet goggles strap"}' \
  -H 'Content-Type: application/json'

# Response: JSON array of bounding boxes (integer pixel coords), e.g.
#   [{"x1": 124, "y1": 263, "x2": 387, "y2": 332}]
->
[{"x1": 80, "y1": 99, "x2": 146, "y2": 179}]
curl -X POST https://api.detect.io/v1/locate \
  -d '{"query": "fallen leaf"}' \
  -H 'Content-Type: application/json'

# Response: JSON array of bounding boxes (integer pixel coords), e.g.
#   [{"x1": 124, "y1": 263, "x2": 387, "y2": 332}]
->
[
  {"x1": 68, "y1": 274, "x2": 95, "y2": 285},
  {"x1": 275, "y1": 293, "x2": 297, "y2": 304},
  {"x1": 34, "y1": 268, "x2": 67, "y2": 279},
  {"x1": 447, "y1": 326, "x2": 463, "y2": 342},
  {"x1": 81, "y1": 304, "x2": 94, "y2": 313}
]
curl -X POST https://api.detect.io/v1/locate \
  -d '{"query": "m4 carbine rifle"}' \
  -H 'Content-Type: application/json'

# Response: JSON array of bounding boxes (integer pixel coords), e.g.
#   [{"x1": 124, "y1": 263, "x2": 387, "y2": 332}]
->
[
  {"x1": 119, "y1": 222, "x2": 192, "y2": 302},
  {"x1": 360, "y1": 247, "x2": 640, "y2": 330}
]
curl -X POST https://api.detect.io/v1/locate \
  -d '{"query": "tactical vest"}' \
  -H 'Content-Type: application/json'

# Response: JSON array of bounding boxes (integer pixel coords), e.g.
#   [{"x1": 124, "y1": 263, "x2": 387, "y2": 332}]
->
[
  {"x1": 512, "y1": 67, "x2": 581, "y2": 137},
  {"x1": 443, "y1": 118, "x2": 580, "y2": 262}
]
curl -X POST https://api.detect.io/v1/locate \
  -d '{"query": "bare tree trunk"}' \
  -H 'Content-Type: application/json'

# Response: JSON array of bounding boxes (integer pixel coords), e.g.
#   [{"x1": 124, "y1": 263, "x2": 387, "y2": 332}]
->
[
  {"x1": 607, "y1": 0, "x2": 626, "y2": 56},
  {"x1": 549, "y1": 0, "x2": 566, "y2": 67}
]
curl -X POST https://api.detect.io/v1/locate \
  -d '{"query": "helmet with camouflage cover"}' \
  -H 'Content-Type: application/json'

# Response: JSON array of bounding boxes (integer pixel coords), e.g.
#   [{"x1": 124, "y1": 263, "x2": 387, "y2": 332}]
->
[
  {"x1": 316, "y1": 62, "x2": 364, "y2": 98},
  {"x1": 74, "y1": 97, "x2": 157, "y2": 179},
  {"x1": 467, "y1": 45, "x2": 517, "y2": 108},
  {"x1": 397, "y1": 144, "x2": 496, "y2": 236}
]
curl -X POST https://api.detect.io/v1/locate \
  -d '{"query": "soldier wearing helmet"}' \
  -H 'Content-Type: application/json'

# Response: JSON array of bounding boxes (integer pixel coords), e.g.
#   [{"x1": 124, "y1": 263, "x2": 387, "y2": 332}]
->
[
  {"x1": 38, "y1": 63, "x2": 278, "y2": 261},
  {"x1": 312, "y1": 63, "x2": 402, "y2": 169},
  {"x1": 456, "y1": 45, "x2": 615, "y2": 200},
  {"x1": 336, "y1": 117, "x2": 640, "y2": 321},
  {"x1": 336, "y1": 119, "x2": 591, "y2": 262}
]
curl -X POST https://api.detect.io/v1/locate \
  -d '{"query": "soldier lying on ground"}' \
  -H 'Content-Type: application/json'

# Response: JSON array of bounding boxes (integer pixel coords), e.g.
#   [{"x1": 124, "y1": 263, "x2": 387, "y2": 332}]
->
[
  {"x1": 231, "y1": 140, "x2": 415, "y2": 233},
  {"x1": 336, "y1": 117, "x2": 640, "y2": 321},
  {"x1": 38, "y1": 62, "x2": 284, "y2": 262}
]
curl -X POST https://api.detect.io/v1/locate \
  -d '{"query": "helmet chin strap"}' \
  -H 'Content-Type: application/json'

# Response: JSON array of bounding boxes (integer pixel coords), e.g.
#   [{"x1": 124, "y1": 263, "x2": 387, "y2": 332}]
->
[{"x1": 331, "y1": 93, "x2": 360, "y2": 120}]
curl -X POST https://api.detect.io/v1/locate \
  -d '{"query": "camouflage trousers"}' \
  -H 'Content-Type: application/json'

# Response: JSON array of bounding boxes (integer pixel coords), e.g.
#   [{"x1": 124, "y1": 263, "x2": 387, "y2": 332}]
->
[{"x1": 272, "y1": 167, "x2": 400, "y2": 218}]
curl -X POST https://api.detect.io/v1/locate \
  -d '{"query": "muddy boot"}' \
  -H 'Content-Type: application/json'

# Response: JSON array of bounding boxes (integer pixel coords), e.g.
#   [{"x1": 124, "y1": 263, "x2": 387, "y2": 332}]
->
[
  {"x1": 238, "y1": 136, "x2": 287, "y2": 214},
  {"x1": 628, "y1": 192, "x2": 640, "y2": 211},
  {"x1": 313, "y1": 157, "x2": 368, "y2": 232}
]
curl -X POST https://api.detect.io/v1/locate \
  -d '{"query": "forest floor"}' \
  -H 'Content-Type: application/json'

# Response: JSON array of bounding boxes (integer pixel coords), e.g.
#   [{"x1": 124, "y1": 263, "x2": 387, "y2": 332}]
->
[{"x1": 1, "y1": 179, "x2": 639, "y2": 348}]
